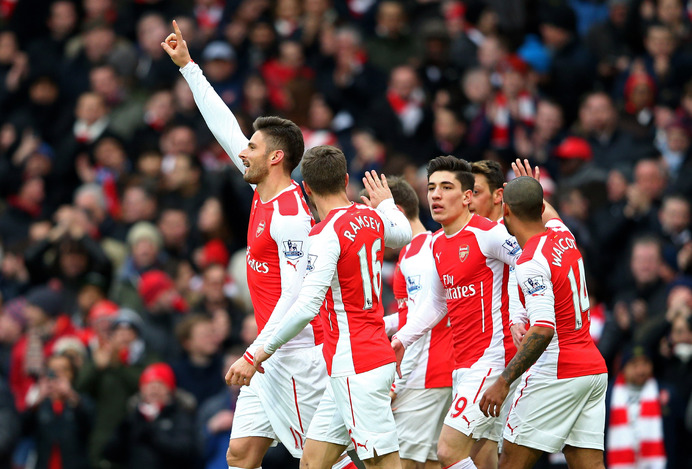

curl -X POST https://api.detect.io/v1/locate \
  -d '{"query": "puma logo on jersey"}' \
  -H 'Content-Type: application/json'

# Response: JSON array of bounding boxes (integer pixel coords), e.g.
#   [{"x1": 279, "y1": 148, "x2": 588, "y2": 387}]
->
[
  {"x1": 507, "y1": 422, "x2": 516, "y2": 435},
  {"x1": 462, "y1": 415, "x2": 475, "y2": 428},
  {"x1": 435, "y1": 252, "x2": 441, "y2": 263},
  {"x1": 286, "y1": 259, "x2": 299, "y2": 271}
]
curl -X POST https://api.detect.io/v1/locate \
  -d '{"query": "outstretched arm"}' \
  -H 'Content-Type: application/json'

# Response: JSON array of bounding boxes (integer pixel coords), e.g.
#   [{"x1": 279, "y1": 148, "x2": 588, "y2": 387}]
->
[{"x1": 162, "y1": 20, "x2": 250, "y2": 181}]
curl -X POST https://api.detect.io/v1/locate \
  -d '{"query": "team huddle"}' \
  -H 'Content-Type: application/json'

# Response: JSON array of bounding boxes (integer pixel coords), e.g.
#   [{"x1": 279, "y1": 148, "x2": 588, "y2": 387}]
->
[{"x1": 162, "y1": 20, "x2": 607, "y2": 469}]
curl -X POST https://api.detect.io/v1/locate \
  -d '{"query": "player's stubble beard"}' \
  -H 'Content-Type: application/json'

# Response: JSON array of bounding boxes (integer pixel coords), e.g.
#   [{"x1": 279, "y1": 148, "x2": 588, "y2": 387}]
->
[
  {"x1": 243, "y1": 152, "x2": 271, "y2": 185},
  {"x1": 503, "y1": 214, "x2": 515, "y2": 236}
]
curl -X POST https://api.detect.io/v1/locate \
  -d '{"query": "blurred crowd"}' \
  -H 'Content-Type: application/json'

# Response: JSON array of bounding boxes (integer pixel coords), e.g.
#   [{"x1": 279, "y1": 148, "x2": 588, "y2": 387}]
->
[{"x1": 0, "y1": 0, "x2": 692, "y2": 468}]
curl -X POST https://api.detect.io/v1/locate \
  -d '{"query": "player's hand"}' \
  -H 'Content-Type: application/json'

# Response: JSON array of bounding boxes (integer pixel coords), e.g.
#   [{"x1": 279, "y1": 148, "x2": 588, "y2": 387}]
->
[
  {"x1": 225, "y1": 356, "x2": 256, "y2": 387},
  {"x1": 479, "y1": 375, "x2": 510, "y2": 418},
  {"x1": 510, "y1": 323, "x2": 528, "y2": 349},
  {"x1": 511, "y1": 158, "x2": 540, "y2": 181},
  {"x1": 161, "y1": 20, "x2": 192, "y2": 68},
  {"x1": 391, "y1": 338, "x2": 404, "y2": 378},
  {"x1": 361, "y1": 170, "x2": 393, "y2": 209},
  {"x1": 253, "y1": 345, "x2": 273, "y2": 374}
]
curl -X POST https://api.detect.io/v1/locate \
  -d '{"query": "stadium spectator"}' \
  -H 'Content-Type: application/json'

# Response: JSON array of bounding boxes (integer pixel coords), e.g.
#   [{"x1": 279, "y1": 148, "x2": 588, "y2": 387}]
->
[
  {"x1": 201, "y1": 40, "x2": 244, "y2": 109},
  {"x1": 23, "y1": 352, "x2": 93, "y2": 469},
  {"x1": 76, "y1": 308, "x2": 156, "y2": 469},
  {"x1": 136, "y1": 269, "x2": 188, "y2": 360},
  {"x1": 191, "y1": 263, "x2": 245, "y2": 348},
  {"x1": 365, "y1": 0, "x2": 419, "y2": 75},
  {"x1": 576, "y1": 91, "x2": 648, "y2": 171},
  {"x1": 110, "y1": 221, "x2": 166, "y2": 311},
  {"x1": 102, "y1": 362, "x2": 197, "y2": 469},
  {"x1": 9, "y1": 285, "x2": 81, "y2": 412},
  {"x1": 171, "y1": 314, "x2": 224, "y2": 407},
  {"x1": 0, "y1": 298, "x2": 27, "y2": 378},
  {"x1": 605, "y1": 345, "x2": 668, "y2": 469},
  {"x1": 315, "y1": 26, "x2": 386, "y2": 126},
  {"x1": 368, "y1": 65, "x2": 433, "y2": 164},
  {"x1": 196, "y1": 349, "x2": 242, "y2": 469},
  {"x1": 157, "y1": 207, "x2": 191, "y2": 263}
]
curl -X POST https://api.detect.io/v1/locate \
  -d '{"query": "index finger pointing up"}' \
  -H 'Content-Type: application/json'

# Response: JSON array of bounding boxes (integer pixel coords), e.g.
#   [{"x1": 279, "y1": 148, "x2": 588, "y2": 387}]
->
[{"x1": 172, "y1": 19, "x2": 183, "y2": 40}]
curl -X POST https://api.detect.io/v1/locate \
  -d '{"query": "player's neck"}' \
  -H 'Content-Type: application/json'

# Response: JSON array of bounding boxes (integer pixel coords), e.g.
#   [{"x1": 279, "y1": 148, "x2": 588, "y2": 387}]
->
[
  {"x1": 442, "y1": 210, "x2": 473, "y2": 236},
  {"x1": 313, "y1": 192, "x2": 352, "y2": 219},
  {"x1": 489, "y1": 205, "x2": 502, "y2": 222},
  {"x1": 514, "y1": 221, "x2": 547, "y2": 248},
  {"x1": 256, "y1": 171, "x2": 294, "y2": 202},
  {"x1": 410, "y1": 218, "x2": 427, "y2": 236}
]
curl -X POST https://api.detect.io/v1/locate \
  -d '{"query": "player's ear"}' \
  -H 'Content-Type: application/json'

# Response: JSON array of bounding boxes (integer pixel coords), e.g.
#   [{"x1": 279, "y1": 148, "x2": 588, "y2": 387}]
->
[
  {"x1": 344, "y1": 173, "x2": 349, "y2": 189},
  {"x1": 494, "y1": 187, "x2": 504, "y2": 205},
  {"x1": 303, "y1": 180, "x2": 313, "y2": 197},
  {"x1": 270, "y1": 149, "x2": 285, "y2": 166},
  {"x1": 503, "y1": 203, "x2": 510, "y2": 217},
  {"x1": 541, "y1": 202, "x2": 545, "y2": 215}
]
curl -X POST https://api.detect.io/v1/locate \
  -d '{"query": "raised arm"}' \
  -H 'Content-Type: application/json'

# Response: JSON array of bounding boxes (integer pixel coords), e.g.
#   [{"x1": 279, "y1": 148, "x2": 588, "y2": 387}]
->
[
  {"x1": 361, "y1": 171, "x2": 411, "y2": 249},
  {"x1": 162, "y1": 20, "x2": 249, "y2": 179},
  {"x1": 511, "y1": 158, "x2": 560, "y2": 222}
]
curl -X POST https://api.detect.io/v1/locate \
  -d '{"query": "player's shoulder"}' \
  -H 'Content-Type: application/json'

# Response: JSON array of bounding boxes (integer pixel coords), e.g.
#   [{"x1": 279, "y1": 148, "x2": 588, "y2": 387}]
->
[
  {"x1": 274, "y1": 182, "x2": 311, "y2": 217},
  {"x1": 516, "y1": 234, "x2": 549, "y2": 267},
  {"x1": 403, "y1": 231, "x2": 432, "y2": 259},
  {"x1": 469, "y1": 214, "x2": 499, "y2": 231},
  {"x1": 309, "y1": 206, "x2": 349, "y2": 236}
]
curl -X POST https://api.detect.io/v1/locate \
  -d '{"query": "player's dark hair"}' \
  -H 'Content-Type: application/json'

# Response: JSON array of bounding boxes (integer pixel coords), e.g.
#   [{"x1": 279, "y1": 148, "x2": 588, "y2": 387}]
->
[
  {"x1": 427, "y1": 155, "x2": 474, "y2": 191},
  {"x1": 504, "y1": 176, "x2": 543, "y2": 221},
  {"x1": 387, "y1": 176, "x2": 419, "y2": 220},
  {"x1": 471, "y1": 160, "x2": 505, "y2": 192},
  {"x1": 253, "y1": 116, "x2": 305, "y2": 173},
  {"x1": 301, "y1": 145, "x2": 347, "y2": 196}
]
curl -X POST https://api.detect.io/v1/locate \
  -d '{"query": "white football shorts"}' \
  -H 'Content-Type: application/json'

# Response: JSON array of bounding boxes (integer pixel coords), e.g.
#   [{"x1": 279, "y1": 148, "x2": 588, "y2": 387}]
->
[
  {"x1": 444, "y1": 365, "x2": 504, "y2": 441},
  {"x1": 230, "y1": 344, "x2": 327, "y2": 457},
  {"x1": 503, "y1": 372, "x2": 607, "y2": 453},
  {"x1": 393, "y1": 386, "x2": 452, "y2": 462},
  {"x1": 306, "y1": 362, "x2": 399, "y2": 461}
]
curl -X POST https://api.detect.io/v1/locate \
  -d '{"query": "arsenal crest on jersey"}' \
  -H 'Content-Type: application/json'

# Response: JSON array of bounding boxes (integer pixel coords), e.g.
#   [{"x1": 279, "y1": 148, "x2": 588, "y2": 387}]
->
[
  {"x1": 459, "y1": 245, "x2": 470, "y2": 262},
  {"x1": 256, "y1": 220, "x2": 265, "y2": 237}
]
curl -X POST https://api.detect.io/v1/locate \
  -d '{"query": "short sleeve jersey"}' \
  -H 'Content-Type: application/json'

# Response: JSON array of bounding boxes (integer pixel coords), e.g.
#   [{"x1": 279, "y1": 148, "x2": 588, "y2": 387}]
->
[
  {"x1": 515, "y1": 219, "x2": 607, "y2": 379},
  {"x1": 309, "y1": 204, "x2": 396, "y2": 377},
  {"x1": 432, "y1": 215, "x2": 520, "y2": 370},
  {"x1": 394, "y1": 232, "x2": 453, "y2": 389},
  {"x1": 246, "y1": 182, "x2": 323, "y2": 347}
]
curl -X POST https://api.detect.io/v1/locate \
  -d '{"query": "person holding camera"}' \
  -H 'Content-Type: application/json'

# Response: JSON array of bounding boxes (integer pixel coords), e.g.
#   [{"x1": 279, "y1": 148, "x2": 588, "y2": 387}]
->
[{"x1": 22, "y1": 352, "x2": 94, "y2": 469}]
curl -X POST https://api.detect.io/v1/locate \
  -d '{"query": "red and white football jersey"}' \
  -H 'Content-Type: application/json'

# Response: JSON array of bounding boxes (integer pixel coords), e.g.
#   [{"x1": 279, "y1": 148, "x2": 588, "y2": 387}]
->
[
  {"x1": 396, "y1": 215, "x2": 520, "y2": 371},
  {"x1": 181, "y1": 62, "x2": 322, "y2": 353},
  {"x1": 392, "y1": 232, "x2": 453, "y2": 391},
  {"x1": 515, "y1": 218, "x2": 607, "y2": 379},
  {"x1": 265, "y1": 200, "x2": 412, "y2": 377},
  {"x1": 245, "y1": 183, "x2": 323, "y2": 349}
]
